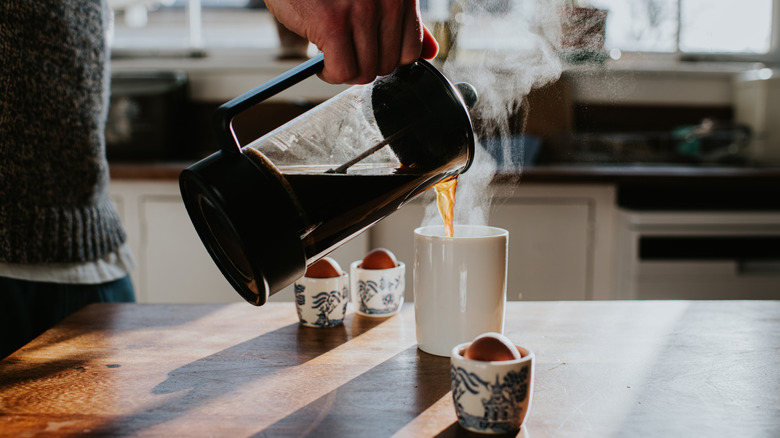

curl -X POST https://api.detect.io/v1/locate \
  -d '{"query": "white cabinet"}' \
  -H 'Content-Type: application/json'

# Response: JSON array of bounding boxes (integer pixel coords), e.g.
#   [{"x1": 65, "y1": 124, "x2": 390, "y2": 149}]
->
[
  {"x1": 110, "y1": 181, "x2": 233, "y2": 303},
  {"x1": 371, "y1": 183, "x2": 617, "y2": 302},
  {"x1": 140, "y1": 195, "x2": 240, "y2": 303},
  {"x1": 493, "y1": 201, "x2": 590, "y2": 300},
  {"x1": 112, "y1": 180, "x2": 615, "y2": 303},
  {"x1": 110, "y1": 180, "x2": 368, "y2": 304}
]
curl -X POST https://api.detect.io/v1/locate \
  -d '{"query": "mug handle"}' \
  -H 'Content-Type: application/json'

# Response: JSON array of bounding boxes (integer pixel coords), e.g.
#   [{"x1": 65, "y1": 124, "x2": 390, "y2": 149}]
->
[{"x1": 213, "y1": 53, "x2": 325, "y2": 154}]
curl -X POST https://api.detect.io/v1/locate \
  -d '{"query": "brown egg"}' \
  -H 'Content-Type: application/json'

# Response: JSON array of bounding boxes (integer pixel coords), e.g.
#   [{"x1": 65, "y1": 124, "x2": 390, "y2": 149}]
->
[
  {"x1": 360, "y1": 248, "x2": 398, "y2": 270},
  {"x1": 305, "y1": 257, "x2": 343, "y2": 278},
  {"x1": 464, "y1": 332, "x2": 522, "y2": 361}
]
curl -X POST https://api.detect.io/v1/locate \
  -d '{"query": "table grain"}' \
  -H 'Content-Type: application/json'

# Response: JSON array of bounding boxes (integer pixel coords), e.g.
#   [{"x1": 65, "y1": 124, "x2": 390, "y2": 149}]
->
[{"x1": 1, "y1": 301, "x2": 778, "y2": 437}]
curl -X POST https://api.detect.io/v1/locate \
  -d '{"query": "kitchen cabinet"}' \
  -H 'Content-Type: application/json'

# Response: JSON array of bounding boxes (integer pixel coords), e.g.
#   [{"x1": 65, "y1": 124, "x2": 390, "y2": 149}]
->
[
  {"x1": 111, "y1": 180, "x2": 617, "y2": 303},
  {"x1": 111, "y1": 181, "x2": 233, "y2": 303},
  {"x1": 110, "y1": 180, "x2": 368, "y2": 304},
  {"x1": 370, "y1": 183, "x2": 617, "y2": 302}
]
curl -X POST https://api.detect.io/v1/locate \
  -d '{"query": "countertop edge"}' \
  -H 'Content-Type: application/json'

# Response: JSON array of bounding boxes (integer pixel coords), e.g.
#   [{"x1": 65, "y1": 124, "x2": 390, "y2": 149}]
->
[{"x1": 109, "y1": 161, "x2": 780, "y2": 185}]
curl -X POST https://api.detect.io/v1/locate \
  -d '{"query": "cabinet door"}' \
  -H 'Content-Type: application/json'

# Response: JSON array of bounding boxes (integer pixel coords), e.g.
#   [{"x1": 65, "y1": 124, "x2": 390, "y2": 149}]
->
[
  {"x1": 142, "y1": 196, "x2": 242, "y2": 303},
  {"x1": 141, "y1": 195, "x2": 369, "y2": 304},
  {"x1": 492, "y1": 201, "x2": 590, "y2": 301},
  {"x1": 372, "y1": 197, "x2": 593, "y2": 302}
]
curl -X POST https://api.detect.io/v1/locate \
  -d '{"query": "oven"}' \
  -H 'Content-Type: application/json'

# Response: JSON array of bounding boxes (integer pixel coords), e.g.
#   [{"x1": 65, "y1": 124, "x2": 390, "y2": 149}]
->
[
  {"x1": 615, "y1": 209, "x2": 780, "y2": 300},
  {"x1": 614, "y1": 181, "x2": 780, "y2": 300}
]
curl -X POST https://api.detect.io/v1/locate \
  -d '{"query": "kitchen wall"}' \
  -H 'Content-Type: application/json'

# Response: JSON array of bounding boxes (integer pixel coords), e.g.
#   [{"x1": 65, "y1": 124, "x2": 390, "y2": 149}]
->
[{"x1": 110, "y1": 50, "x2": 758, "y2": 163}]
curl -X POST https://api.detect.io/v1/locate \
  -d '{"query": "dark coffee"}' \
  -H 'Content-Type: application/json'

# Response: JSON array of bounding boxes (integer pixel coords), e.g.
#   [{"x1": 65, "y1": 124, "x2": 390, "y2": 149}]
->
[
  {"x1": 287, "y1": 171, "x2": 437, "y2": 260},
  {"x1": 244, "y1": 148, "x2": 446, "y2": 262}
]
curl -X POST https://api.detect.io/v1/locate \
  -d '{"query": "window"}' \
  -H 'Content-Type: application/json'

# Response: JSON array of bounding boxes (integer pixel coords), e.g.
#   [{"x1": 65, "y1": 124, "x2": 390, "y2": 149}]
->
[
  {"x1": 110, "y1": 0, "x2": 780, "y2": 64},
  {"x1": 108, "y1": 0, "x2": 275, "y2": 53},
  {"x1": 590, "y1": 0, "x2": 779, "y2": 61}
]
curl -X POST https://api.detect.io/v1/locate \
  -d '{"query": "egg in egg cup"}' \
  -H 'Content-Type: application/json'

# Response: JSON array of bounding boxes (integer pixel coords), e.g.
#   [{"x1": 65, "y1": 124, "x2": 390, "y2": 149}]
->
[
  {"x1": 451, "y1": 335, "x2": 534, "y2": 435},
  {"x1": 294, "y1": 258, "x2": 349, "y2": 327},
  {"x1": 350, "y1": 249, "x2": 405, "y2": 317}
]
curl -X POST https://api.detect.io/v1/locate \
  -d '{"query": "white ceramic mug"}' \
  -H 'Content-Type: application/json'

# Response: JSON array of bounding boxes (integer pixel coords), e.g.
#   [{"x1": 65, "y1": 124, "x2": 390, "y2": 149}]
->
[
  {"x1": 413, "y1": 225, "x2": 508, "y2": 356},
  {"x1": 294, "y1": 273, "x2": 349, "y2": 328},
  {"x1": 350, "y1": 261, "x2": 405, "y2": 317},
  {"x1": 451, "y1": 342, "x2": 534, "y2": 434}
]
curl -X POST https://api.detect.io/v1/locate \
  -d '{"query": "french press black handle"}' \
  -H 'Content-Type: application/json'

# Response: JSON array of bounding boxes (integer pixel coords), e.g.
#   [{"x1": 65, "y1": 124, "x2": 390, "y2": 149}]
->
[{"x1": 213, "y1": 53, "x2": 325, "y2": 154}]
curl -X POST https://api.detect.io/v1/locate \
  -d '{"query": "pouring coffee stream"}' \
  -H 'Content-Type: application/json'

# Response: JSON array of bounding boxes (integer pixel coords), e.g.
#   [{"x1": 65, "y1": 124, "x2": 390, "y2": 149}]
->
[
  {"x1": 180, "y1": 53, "x2": 477, "y2": 305},
  {"x1": 434, "y1": 177, "x2": 458, "y2": 238}
]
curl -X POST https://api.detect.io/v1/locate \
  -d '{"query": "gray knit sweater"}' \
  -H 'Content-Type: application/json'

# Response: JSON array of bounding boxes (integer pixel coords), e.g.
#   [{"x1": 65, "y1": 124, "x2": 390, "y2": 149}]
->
[{"x1": 0, "y1": 0, "x2": 126, "y2": 264}]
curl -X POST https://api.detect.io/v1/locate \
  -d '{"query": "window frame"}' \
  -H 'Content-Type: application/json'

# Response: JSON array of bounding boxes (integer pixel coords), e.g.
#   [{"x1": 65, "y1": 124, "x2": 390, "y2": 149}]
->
[
  {"x1": 601, "y1": 0, "x2": 780, "y2": 64},
  {"x1": 109, "y1": 0, "x2": 780, "y2": 67}
]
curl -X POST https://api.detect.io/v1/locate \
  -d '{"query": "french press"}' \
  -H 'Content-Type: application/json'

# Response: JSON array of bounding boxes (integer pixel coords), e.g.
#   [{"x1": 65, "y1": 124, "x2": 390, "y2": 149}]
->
[{"x1": 180, "y1": 53, "x2": 477, "y2": 305}]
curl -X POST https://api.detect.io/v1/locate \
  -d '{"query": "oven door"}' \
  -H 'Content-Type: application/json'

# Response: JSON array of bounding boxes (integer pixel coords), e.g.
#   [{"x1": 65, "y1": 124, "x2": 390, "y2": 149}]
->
[{"x1": 615, "y1": 210, "x2": 780, "y2": 300}]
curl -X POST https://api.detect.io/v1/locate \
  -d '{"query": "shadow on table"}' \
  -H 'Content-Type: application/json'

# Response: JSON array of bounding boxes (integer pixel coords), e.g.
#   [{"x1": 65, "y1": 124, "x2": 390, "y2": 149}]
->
[
  {"x1": 255, "y1": 346, "x2": 452, "y2": 438},
  {"x1": 82, "y1": 311, "x2": 384, "y2": 436},
  {"x1": 434, "y1": 422, "x2": 526, "y2": 438},
  {"x1": 0, "y1": 303, "x2": 225, "y2": 392},
  {"x1": 149, "y1": 311, "x2": 385, "y2": 393}
]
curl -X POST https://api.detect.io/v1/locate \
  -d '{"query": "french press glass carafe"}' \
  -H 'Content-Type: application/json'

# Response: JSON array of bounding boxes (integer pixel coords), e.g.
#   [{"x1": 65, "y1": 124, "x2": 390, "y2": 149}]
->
[{"x1": 180, "y1": 54, "x2": 476, "y2": 305}]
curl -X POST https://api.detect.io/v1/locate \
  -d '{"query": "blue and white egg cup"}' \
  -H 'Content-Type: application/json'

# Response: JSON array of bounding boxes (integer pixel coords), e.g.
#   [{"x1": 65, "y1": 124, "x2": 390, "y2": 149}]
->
[
  {"x1": 450, "y1": 342, "x2": 535, "y2": 434},
  {"x1": 294, "y1": 273, "x2": 349, "y2": 328},
  {"x1": 350, "y1": 261, "x2": 405, "y2": 317}
]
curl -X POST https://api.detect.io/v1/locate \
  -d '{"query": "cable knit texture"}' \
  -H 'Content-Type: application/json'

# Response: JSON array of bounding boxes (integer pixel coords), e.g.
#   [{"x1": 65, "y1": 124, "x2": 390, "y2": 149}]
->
[{"x1": 0, "y1": 0, "x2": 126, "y2": 263}]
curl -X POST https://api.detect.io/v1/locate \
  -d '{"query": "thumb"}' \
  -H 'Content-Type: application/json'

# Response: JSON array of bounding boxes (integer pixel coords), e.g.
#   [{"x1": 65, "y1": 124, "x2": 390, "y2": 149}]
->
[{"x1": 421, "y1": 25, "x2": 439, "y2": 60}]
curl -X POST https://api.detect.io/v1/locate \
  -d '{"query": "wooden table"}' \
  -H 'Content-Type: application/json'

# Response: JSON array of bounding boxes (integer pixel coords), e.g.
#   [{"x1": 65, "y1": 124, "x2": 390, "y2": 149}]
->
[{"x1": 1, "y1": 301, "x2": 778, "y2": 437}]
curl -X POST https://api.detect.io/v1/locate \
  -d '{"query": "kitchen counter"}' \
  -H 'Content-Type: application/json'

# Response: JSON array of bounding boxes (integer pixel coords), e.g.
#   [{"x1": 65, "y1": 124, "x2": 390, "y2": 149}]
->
[
  {"x1": 110, "y1": 161, "x2": 780, "y2": 210},
  {"x1": 1, "y1": 301, "x2": 778, "y2": 437},
  {"x1": 110, "y1": 161, "x2": 780, "y2": 184}
]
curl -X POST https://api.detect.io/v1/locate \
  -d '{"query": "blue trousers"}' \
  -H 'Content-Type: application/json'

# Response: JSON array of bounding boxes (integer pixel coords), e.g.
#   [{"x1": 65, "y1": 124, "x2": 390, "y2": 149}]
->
[{"x1": 0, "y1": 275, "x2": 135, "y2": 359}]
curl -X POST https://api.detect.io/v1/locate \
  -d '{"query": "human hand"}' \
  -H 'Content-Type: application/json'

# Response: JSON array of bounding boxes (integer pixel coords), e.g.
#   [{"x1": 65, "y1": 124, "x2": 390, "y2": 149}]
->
[{"x1": 264, "y1": 0, "x2": 439, "y2": 84}]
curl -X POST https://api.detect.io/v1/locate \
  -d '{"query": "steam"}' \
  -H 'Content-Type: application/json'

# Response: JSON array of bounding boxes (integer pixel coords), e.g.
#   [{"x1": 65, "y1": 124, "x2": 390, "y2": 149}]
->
[{"x1": 422, "y1": 0, "x2": 565, "y2": 228}]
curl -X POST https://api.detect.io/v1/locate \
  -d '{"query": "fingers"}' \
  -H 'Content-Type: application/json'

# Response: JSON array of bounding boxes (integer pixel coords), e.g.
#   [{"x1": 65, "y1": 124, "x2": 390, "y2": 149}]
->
[
  {"x1": 348, "y1": 1, "x2": 381, "y2": 84},
  {"x1": 399, "y1": 0, "x2": 424, "y2": 65},
  {"x1": 317, "y1": 34, "x2": 359, "y2": 85},
  {"x1": 314, "y1": 3, "x2": 360, "y2": 84},
  {"x1": 378, "y1": 0, "x2": 404, "y2": 76},
  {"x1": 421, "y1": 24, "x2": 439, "y2": 60},
  {"x1": 271, "y1": 0, "x2": 435, "y2": 85}
]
